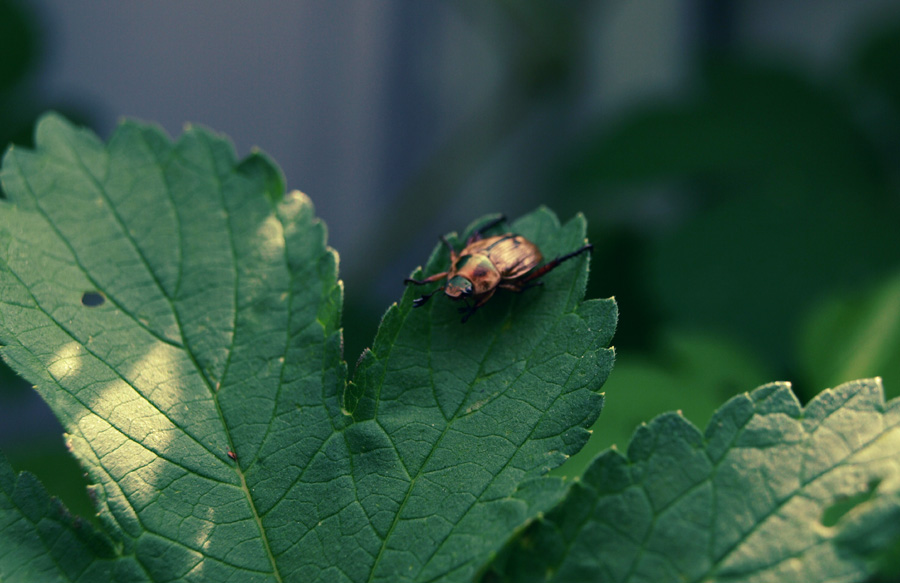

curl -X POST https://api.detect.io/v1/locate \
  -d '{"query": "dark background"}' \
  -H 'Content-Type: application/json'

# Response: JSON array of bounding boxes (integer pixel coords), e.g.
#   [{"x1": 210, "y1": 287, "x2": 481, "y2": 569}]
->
[{"x1": 2, "y1": 0, "x2": 900, "y2": 516}]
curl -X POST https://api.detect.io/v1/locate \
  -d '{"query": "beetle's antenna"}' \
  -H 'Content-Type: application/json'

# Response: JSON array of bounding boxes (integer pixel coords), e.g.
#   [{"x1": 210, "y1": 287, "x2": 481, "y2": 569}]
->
[{"x1": 467, "y1": 215, "x2": 507, "y2": 244}]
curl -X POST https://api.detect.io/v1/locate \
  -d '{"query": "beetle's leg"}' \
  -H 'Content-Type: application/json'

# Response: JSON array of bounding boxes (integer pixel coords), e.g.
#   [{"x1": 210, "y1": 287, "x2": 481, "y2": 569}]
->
[
  {"x1": 459, "y1": 306, "x2": 477, "y2": 323},
  {"x1": 404, "y1": 271, "x2": 449, "y2": 286},
  {"x1": 458, "y1": 289, "x2": 495, "y2": 322},
  {"x1": 521, "y1": 244, "x2": 593, "y2": 283},
  {"x1": 466, "y1": 215, "x2": 507, "y2": 245},
  {"x1": 459, "y1": 301, "x2": 481, "y2": 322},
  {"x1": 412, "y1": 286, "x2": 445, "y2": 308},
  {"x1": 498, "y1": 280, "x2": 543, "y2": 293}
]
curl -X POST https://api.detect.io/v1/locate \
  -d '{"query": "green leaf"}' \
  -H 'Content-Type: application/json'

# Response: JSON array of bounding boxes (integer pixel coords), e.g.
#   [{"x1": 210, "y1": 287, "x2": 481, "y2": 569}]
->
[
  {"x1": 0, "y1": 453, "x2": 136, "y2": 580},
  {"x1": 0, "y1": 113, "x2": 615, "y2": 582},
  {"x1": 484, "y1": 378, "x2": 900, "y2": 583}
]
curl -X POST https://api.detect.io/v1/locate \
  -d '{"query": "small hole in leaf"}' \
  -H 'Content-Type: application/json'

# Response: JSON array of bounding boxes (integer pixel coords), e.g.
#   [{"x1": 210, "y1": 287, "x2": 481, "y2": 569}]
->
[{"x1": 81, "y1": 291, "x2": 105, "y2": 307}]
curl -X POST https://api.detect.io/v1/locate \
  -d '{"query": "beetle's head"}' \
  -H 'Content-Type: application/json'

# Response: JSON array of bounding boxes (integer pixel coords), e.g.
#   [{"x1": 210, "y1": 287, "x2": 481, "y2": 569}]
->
[{"x1": 444, "y1": 275, "x2": 473, "y2": 299}]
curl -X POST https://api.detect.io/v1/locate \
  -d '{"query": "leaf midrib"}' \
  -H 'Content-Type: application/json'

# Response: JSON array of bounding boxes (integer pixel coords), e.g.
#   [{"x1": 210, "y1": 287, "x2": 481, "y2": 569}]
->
[
  {"x1": 16, "y1": 127, "x2": 286, "y2": 581},
  {"x1": 181, "y1": 133, "x2": 284, "y2": 582},
  {"x1": 366, "y1": 277, "x2": 584, "y2": 582}
]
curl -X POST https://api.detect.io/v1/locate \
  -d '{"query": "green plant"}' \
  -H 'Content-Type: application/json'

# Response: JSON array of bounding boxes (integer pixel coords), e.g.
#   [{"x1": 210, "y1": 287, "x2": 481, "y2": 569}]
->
[{"x1": 2, "y1": 115, "x2": 899, "y2": 582}]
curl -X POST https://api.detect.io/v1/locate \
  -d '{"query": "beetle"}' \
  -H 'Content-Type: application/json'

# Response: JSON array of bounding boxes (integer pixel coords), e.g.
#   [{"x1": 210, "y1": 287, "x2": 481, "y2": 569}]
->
[{"x1": 404, "y1": 216, "x2": 592, "y2": 322}]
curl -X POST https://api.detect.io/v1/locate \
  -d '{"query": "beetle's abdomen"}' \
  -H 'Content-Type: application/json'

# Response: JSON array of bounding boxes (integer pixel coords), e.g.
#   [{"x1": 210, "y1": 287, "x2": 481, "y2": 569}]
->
[{"x1": 471, "y1": 234, "x2": 542, "y2": 279}]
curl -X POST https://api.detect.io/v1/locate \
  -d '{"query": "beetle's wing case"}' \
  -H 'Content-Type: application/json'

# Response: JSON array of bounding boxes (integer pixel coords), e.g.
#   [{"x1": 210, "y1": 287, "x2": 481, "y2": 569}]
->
[
  {"x1": 474, "y1": 234, "x2": 543, "y2": 279},
  {"x1": 461, "y1": 235, "x2": 507, "y2": 255}
]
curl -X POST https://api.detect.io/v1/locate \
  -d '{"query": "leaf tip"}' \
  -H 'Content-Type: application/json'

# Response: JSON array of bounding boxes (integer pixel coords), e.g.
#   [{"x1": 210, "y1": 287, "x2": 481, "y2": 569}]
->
[
  {"x1": 237, "y1": 148, "x2": 287, "y2": 204},
  {"x1": 532, "y1": 204, "x2": 562, "y2": 228}
]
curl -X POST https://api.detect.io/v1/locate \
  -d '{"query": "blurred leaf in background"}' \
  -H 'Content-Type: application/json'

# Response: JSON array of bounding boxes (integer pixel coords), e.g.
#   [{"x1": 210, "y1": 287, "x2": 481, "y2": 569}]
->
[
  {"x1": 0, "y1": 0, "x2": 40, "y2": 148},
  {"x1": 553, "y1": 328, "x2": 771, "y2": 478},
  {"x1": 800, "y1": 272, "x2": 900, "y2": 401},
  {"x1": 564, "y1": 29, "x2": 900, "y2": 404},
  {"x1": 855, "y1": 23, "x2": 900, "y2": 151},
  {"x1": 0, "y1": 0, "x2": 93, "y2": 152}
]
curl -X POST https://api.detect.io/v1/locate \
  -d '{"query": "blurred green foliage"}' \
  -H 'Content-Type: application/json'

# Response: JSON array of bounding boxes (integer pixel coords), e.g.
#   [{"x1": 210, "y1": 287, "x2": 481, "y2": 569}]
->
[
  {"x1": 569, "y1": 57, "x2": 900, "y2": 374},
  {"x1": 0, "y1": 0, "x2": 92, "y2": 152},
  {"x1": 0, "y1": 0, "x2": 40, "y2": 148},
  {"x1": 800, "y1": 272, "x2": 900, "y2": 398},
  {"x1": 553, "y1": 20, "x2": 900, "y2": 473}
]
